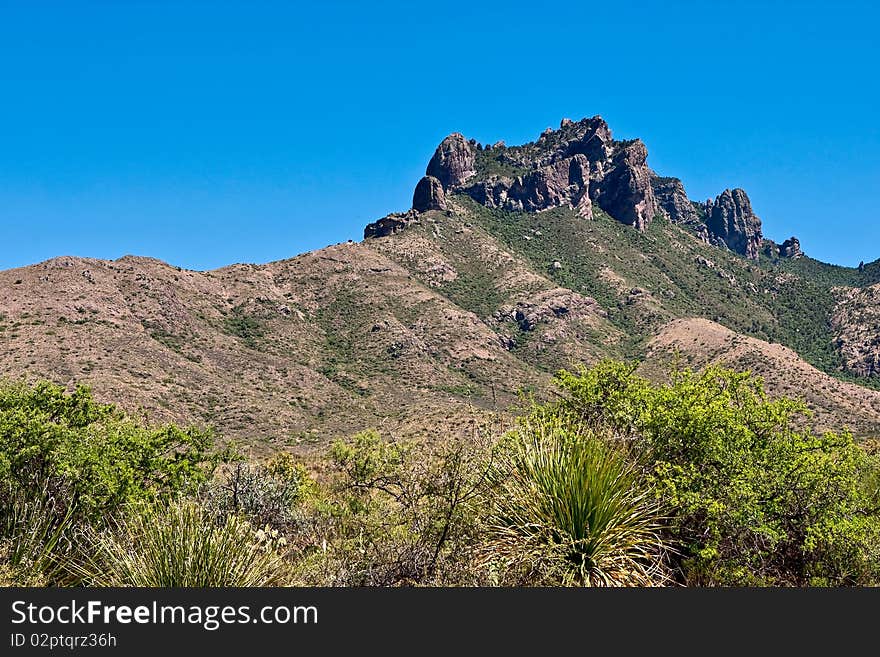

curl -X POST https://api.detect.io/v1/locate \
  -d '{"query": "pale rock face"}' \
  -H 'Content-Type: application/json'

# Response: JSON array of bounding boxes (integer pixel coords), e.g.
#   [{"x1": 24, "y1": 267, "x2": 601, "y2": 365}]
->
[
  {"x1": 593, "y1": 140, "x2": 657, "y2": 231},
  {"x1": 779, "y1": 236, "x2": 803, "y2": 259},
  {"x1": 704, "y1": 188, "x2": 763, "y2": 260},
  {"x1": 426, "y1": 133, "x2": 476, "y2": 189},
  {"x1": 447, "y1": 117, "x2": 656, "y2": 226},
  {"x1": 652, "y1": 176, "x2": 707, "y2": 241},
  {"x1": 527, "y1": 120, "x2": 650, "y2": 226}
]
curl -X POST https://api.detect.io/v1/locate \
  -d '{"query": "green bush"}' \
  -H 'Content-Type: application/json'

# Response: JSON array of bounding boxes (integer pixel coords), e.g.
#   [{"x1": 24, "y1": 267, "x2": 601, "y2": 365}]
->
[
  {"x1": 552, "y1": 360, "x2": 880, "y2": 585},
  {"x1": 0, "y1": 380, "x2": 228, "y2": 584},
  {"x1": 6, "y1": 367, "x2": 878, "y2": 588},
  {"x1": 0, "y1": 380, "x2": 222, "y2": 522},
  {"x1": 485, "y1": 414, "x2": 667, "y2": 586}
]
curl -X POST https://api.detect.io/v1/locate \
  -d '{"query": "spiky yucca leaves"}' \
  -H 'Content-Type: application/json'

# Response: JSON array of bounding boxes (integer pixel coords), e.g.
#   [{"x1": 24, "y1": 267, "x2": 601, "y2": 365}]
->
[
  {"x1": 485, "y1": 416, "x2": 667, "y2": 586},
  {"x1": 68, "y1": 500, "x2": 288, "y2": 587},
  {"x1": 0, "y1": 485, "x2": 75, "y2": 585}
]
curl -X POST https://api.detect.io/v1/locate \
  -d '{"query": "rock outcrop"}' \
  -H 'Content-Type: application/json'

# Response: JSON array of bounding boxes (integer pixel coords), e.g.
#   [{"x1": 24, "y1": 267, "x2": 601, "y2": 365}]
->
[
  {"x1": 494, "y1": 289, "x2": 605, "y2": 333},
  {"x1": 704, "y1": 189, "x2": 763, "y2": 260},
  {"x1": 466, "y1": 154, "x2": 593, "y2": 218},
  {"x1": 369, "y1": 117, "x2": 770, "y2": 264},
  {"x1": 779, "y1": 236, "x2": 803, "y2": 259},
  {"x1": 436, "y1": 117, "x2": 656, "y2": 227},
  {"x1": 363, "y1": 210, "x2": 418, "y2": 239},
  {"x1": 426, "y1": 133, "x2": 476, "y2": 189},
  {"x1": 412, "y1": 175, "x2": 446, "y2": 212},
  {"x1": 832, "y1": 283, "x2": 880, "y2": 377},
  {"x1": 593, "y1": 140, "x2": 657, "y2": 230}
]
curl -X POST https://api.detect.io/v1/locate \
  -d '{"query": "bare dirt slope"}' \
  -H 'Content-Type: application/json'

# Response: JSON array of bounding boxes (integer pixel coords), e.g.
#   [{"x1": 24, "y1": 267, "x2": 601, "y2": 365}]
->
[
  {"x1": 4, "y1": 197, "x2": 880, "y2": 449},
  {"x1": 644, "y1": 317, "x2": 880, "y2": 437},
  {"x1": 0, "y1": 245, "x2": 553, "y2": 454}
]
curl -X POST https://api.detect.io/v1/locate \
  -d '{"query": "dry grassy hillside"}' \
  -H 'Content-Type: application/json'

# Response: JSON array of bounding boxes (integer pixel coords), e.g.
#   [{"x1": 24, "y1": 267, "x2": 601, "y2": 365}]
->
[
  {"x1": 0, "y1": 249, "x2": 544, "y2": 454},
  {"x1": 4, "y1": 244, "x2": 880, "y2": 450},
  {"x1": 645, "y1": 317, "x2": 880, "y2": 437}
]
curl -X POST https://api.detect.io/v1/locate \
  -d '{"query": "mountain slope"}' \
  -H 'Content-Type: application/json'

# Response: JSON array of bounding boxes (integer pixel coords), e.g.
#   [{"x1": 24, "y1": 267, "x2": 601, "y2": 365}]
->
[
  {"x1": 644, "y1": 318, "x2": 880, "y2": 436},
  {"x1": 0, "y1": 249, "x2": 542, "y2": 451}
]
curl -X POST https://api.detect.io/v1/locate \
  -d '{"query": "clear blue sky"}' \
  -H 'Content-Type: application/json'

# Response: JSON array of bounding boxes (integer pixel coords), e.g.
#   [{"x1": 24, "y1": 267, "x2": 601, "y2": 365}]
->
[{"x1": 1, "y1": 0, "x2": 878, "y2": 271}]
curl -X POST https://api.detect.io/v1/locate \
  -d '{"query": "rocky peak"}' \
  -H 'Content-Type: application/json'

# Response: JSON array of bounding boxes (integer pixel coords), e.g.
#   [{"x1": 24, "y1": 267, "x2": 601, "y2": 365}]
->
[
  {"x1": 487, "y1": 116, "x2": 613, "y2": 172},
  {"x1": 365, "y1": 117, "x2": 769, "y2": 265},
  {"x1": 546, "y1": 116, "x2": 614, "y2": 164},
  {"x1": 779, "y1": 236, "x2": 803, "y2": 259},
  {"x1": 412, "y1": 175, "x2": 447, "y2": 212},
  {"x1": 447, "y1": 116, "x2": 655, "y2": 228},
  {"x1": 704, "y1": 189, "x2": 763, "y2": 260},
  {"x1": 612, "y1": 139, "x2": 648, "y2": 166},
  {"x1": 425, "y1": 133, "x2": 476, "y2": 189}
]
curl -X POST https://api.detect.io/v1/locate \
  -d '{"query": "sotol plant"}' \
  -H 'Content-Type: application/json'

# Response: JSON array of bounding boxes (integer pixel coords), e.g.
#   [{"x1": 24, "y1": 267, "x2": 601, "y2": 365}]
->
[
  {"x1": 68, "y1": 500, "x2": 288, "y2": 587},
  {"x1": 485, "y1": 415, "x2": 667, "y2": 586}
]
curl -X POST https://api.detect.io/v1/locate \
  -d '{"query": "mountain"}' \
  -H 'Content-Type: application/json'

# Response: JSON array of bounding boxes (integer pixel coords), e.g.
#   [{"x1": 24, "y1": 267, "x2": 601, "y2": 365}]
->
[{"x1": 3, "y1": 116, "x2": 880, "y2": 449}]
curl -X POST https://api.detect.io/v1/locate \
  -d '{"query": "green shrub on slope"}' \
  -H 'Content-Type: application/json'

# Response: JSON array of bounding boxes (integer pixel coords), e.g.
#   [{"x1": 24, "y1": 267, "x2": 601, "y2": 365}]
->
[{"x1": 551, "y1": 361, "x2": 880, "y2": 585}]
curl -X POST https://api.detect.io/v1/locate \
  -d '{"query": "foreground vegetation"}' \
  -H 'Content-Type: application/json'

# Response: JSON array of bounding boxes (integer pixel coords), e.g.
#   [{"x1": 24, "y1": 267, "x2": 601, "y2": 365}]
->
[{"x1": 2, "y1": 362, "x2": 879, "y2": 587}]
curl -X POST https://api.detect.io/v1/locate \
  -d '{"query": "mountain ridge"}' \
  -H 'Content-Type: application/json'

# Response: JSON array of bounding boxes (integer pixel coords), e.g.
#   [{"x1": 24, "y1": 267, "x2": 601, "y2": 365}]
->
[
  {"x1": 3, "y1": 115, "x2": 880, "y2": 450},
  {"x1": 368, "y1": 116, "x2": 768, "y2": 261}
]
